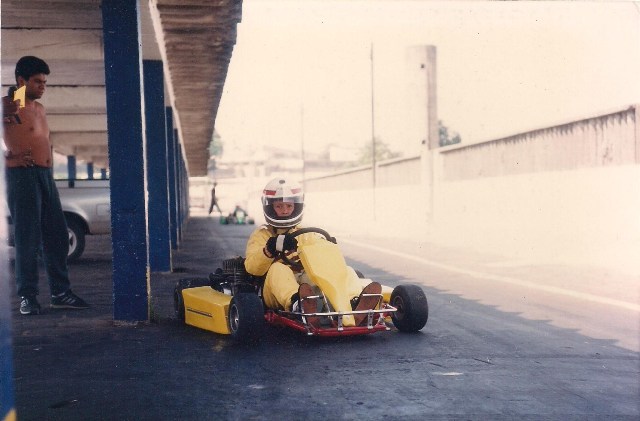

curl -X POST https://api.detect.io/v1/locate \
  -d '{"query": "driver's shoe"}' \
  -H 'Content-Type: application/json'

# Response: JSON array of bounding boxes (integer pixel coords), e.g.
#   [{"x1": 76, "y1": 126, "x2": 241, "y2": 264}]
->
[
  {"x1": 299, "y1": 283, "x2": 320, "y2": 329},
  {"x1": 353, "y1": 282, "x2": 382, "y2": 326}
]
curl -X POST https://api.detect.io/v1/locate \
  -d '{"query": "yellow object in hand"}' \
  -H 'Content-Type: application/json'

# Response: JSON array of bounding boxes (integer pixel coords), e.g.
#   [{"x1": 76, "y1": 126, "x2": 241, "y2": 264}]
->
[{"x1": 13, "y1": 86, "x2": 26, "y2": 108}]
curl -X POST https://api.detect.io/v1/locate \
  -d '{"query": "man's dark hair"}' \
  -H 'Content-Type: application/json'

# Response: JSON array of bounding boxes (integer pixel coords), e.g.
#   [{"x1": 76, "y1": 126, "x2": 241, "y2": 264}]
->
[{"x1": 15, "y1": 56, "x2": 50, "y2": 83}]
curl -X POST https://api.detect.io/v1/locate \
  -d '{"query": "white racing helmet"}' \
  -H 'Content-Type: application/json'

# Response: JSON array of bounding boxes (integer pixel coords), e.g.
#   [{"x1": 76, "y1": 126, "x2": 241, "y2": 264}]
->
[{"x1": 262, "y1": 178, "x2": 304, "y2": 228}]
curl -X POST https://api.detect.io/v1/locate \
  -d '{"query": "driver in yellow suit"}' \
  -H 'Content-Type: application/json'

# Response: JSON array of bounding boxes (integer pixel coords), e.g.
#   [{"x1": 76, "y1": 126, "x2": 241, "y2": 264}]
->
[{"x1": 244, "y1": 177, "x2": 381, "y2": 327}]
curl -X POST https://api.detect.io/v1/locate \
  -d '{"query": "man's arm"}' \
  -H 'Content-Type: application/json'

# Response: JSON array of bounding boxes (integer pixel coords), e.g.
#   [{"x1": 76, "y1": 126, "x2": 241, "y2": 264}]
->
[{"x1": 2, "y1": 95, "x2": 21, "y2": 125}]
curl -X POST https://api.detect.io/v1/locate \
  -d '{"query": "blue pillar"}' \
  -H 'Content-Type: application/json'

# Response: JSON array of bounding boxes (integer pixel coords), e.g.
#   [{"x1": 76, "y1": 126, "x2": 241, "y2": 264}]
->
[
  {"x1": 101, "y1": 168, "x2": 108, "y2": 180},
  {"x1": 166, "y1": 107, "x2": 178, "y2": 250},
  {"x1": 1, "y1": 145, "x2": 15, "y2": 419},
  {"x1": 174, "y1": 129, "x2": 183, "y2": 244},
  {"x1": 87, "y1": 162, "x2": 94, "y2": 180},
  {"x1": 1, "y1": 241, "x2": 16, "y2": 420},
  {"x1": 67, "y1": 155, "x2": 76, "y2": 187},
  {"x1": 102, "y1": 0, "x2": 149, "y2": 322},
  {"x1": 144, "y1": 60, "x2": 171, "y2": 272},
  {"x1": 180, "y1": 143, "x2": 188, "y2": 238}
]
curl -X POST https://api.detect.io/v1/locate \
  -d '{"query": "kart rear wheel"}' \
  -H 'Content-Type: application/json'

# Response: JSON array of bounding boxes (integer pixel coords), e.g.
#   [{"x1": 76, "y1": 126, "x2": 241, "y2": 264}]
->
[
  {"x1": 390, "y1": 284, "x2": 428, "y2": 332},
  {"x1": 174, "y1": 288, "x2": 185, "y2": 321},
  {"x1": 229, "y1": 293, "x2": 265, "y2": 342}
]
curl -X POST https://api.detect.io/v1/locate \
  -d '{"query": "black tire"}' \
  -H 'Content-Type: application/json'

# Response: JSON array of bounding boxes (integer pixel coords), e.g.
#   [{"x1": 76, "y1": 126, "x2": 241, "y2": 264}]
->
[
  {"x1": 66, "y1": 218, "x2": 85, "y2": 262},
  {"x1": 228, "y1": 293, "x2": 265, "y2": 342},
  {"x1": 174, "y1": 278, "x2": 211, "y2": 321},
  {"x1": 390, "y1": 284, "x2": 429, "y2": 333},
  {"x1": 174, "y1": 286, "x2": 186, "y2": 321}
]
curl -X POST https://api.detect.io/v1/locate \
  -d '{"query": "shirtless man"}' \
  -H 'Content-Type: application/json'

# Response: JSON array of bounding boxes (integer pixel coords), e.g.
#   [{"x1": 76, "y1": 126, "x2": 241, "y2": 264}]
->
[{"x1": 2, "y1": 56, "x2": 88, "y2": 315}]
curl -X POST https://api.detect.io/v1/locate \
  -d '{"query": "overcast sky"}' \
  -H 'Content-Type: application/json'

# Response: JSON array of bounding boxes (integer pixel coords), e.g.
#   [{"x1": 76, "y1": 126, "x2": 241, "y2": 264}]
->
[{"x1": 215, "y1": 0, "x2": 640, "y2": 158}]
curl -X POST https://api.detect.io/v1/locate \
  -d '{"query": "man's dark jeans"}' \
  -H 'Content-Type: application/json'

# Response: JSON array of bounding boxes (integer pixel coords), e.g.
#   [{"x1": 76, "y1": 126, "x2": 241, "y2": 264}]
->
[{"x1": 6, "y1": 167, "x2": 70, "y2": 298}]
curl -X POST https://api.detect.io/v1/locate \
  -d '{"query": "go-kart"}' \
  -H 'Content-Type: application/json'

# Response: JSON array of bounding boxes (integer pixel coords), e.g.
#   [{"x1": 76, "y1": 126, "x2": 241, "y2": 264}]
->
[
  {"x1": 174, "y1": 227, "x2": 428, "y2": 342},
  {"x1": 220, "y1": 209, "x2": 255, "y2": 225}
]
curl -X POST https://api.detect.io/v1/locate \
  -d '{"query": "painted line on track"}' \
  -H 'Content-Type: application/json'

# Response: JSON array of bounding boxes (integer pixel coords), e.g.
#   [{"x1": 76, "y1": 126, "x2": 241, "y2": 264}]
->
[{"x1": 341, "y1": 238, "x2": 640, "y2": 313}]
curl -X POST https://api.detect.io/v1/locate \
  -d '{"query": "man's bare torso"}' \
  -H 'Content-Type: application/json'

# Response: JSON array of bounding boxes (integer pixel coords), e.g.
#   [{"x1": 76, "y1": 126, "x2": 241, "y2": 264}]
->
[{"x1": 3, "y1": 99, "x2": 52, "y2": 168}]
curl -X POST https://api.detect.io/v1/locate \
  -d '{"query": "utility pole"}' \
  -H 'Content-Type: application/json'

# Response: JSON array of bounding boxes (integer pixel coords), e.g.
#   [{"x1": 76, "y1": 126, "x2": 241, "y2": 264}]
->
[
  {"x1": 370, "y1": 42, "x2": 377, "y2": 189},
  {"x1": 370, "y1": 42, "x2": 377, "y2": 220},
  {"x1": 300, "y1": 103, "x2": 306, "y2": 188}
]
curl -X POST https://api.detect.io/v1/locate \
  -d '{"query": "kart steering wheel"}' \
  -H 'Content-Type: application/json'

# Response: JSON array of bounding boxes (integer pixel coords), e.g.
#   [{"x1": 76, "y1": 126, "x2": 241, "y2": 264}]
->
[{"x1": 278, "y1": 227, "x2": 336, "y2": 271}]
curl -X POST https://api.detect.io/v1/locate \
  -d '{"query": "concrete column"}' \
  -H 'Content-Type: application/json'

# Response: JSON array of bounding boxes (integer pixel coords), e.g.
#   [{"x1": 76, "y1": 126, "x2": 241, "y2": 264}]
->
[
  {"x1": 165, "y1": 107, "x2": 178, "y2": 250},
  {"x1": 144, "y1": 60, "x2": 171, "y2": 272},
  {"x1": 406, "y1": 45, "x2": 437, "y2": 221},
  {"x1": 635, "y1": 104, "x2": 640, "y2": 164},
  {"x1": 102, "y1": 0, "x2": 150, "y2": 322}
]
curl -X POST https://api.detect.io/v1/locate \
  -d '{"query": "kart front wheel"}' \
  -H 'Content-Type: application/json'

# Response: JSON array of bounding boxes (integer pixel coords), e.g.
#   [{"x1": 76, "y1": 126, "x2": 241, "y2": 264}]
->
[
  {"x1": 229, "y1": 293, "x2": 265, "y2": 342},
  {"x1": 391, "y1": 284, "x2": 428, "y2": 332}
]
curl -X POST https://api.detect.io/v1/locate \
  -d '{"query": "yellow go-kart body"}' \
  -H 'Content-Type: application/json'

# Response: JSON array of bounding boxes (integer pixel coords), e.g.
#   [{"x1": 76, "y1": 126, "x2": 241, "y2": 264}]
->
[
  {"x1": 181, "y1": 286, "x2": 232, "y2": 334},
  {"x1": 296, "y1": 233, "x2": 392, "y2": 327}
]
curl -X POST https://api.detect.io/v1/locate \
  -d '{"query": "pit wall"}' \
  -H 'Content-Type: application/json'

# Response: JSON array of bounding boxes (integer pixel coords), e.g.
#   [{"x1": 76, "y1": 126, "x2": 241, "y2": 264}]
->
[{"x1": 300, "y1": 105, "x2": 640, "y2": 271}]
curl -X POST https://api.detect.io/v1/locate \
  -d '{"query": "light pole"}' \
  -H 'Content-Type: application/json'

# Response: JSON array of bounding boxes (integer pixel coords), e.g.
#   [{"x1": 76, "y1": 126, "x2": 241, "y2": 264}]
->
[
  {"x1": 300, "y1": 103, "x2": 306, "y2": 189},
  {"x1": 370, "y1": 43, "x2": 377, "y2": 220}
]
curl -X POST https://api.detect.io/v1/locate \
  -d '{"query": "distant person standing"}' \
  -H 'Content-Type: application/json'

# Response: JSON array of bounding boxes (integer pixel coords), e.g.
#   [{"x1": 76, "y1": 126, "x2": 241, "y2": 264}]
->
[
  {"x1": 208, "y1": 182, "x2": 221, "y2": 214},
  {"x1": 2, "y1": 56, "x2": 88, "y2": 315}
]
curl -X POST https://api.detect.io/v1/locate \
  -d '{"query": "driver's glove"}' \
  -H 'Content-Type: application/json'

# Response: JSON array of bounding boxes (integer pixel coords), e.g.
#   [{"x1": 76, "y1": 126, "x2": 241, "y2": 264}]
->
[{"x1": 265, "y1": 234, "x2": 297, "y2": 255}]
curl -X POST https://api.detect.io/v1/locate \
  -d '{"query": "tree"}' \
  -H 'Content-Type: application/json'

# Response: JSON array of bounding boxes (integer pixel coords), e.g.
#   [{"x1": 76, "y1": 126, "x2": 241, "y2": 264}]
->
[
  {"x1": 439, "y1": 120, "x2": 461, "y2": 147},
  {"x1": 209, "y1": 130, "x2": 224, "y2": 157},
  {"x1": 357, "y1": 137, "x2": 401, "y2": 166},
  {"x1": 208, "y1": 130, "x2": 224, "y2": 173}
]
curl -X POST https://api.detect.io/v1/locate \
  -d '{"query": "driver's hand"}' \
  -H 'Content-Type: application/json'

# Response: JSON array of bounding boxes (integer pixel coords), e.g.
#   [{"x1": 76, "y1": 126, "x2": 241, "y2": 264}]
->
[
  {"x1": 282, "y1": 234, "x2": 297, "y2": 252},
  {"x1": 265, "y1": 237, "x2": 278, "y2": 256},
  {"x1": 265, "y1": 234, "x2": 297, "y2": 256}
]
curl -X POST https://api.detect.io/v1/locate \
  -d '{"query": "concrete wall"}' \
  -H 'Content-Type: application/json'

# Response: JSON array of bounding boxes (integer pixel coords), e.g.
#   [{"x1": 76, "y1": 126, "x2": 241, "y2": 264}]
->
[{"x1": 302, "y1": 105, "x2": 639, "y2": 272}]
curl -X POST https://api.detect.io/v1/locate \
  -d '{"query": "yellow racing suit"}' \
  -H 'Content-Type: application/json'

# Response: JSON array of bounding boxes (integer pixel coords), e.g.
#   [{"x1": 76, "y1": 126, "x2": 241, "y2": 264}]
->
[{"x1": 244, "y1": 224, "x2": 363, "y2": 311}]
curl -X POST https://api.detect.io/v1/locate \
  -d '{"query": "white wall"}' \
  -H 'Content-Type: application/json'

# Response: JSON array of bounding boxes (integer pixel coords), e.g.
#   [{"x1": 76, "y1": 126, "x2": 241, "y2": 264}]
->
[{"x1": 299, "y1": 106, "x2": 640, "y2": 273}]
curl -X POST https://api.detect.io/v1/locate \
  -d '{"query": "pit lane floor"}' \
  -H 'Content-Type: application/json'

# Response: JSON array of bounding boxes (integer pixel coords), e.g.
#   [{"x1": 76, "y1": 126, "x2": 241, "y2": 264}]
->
[{"x1": 8, "y1": 210, "x2": 639, "y2": 420}]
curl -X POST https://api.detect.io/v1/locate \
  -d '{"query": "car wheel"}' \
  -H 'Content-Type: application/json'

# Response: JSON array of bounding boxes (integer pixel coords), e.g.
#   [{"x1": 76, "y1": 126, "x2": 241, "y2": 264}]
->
[
  {"x1": 66, "y1": 218, "x2": 85, "y2": 262},
  {"x1": 228, "y1": 293, "x2": 265, "y2": 342},
  {"x1": 390, "y1": 284, "x2": 429, "y2": 333}
]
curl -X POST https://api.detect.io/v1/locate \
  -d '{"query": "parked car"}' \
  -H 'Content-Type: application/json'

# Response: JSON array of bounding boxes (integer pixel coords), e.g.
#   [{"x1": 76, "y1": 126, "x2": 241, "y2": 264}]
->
[{"x1": 6, "y1": 179, "x2": 111, "y2": 261}]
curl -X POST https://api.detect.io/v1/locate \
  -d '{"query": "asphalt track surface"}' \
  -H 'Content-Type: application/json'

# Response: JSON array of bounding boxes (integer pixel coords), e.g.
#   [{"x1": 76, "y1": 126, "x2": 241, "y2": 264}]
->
[{"x1": 8, "y1": 211, "x2": 640, "y2": 420}]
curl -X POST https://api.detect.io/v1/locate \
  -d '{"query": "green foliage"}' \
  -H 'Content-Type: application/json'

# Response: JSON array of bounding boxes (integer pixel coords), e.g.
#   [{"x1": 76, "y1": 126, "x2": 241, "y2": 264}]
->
[
  {"x1": 357, "y1": 137, "x2": 401, "y2": 165},
  {"x1": 439, "y1": 120, "x2": 461, "y2": 147},
  {"x1": 209, "y1": 130, "x2": 224, "y2": 157}
]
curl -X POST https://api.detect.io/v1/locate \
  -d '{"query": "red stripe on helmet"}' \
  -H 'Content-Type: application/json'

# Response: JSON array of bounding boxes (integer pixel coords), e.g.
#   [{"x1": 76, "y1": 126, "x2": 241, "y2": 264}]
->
[
  {"x1": 290, "y1": 188, "x2": 301, "y2": 194},
  {"x1": 263, "y1": 189, "x2": 277, "y2": 196}
]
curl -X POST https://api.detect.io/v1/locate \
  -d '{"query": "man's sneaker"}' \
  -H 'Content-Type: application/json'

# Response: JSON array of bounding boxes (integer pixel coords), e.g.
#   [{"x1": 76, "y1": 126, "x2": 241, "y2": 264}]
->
[
  {"x1": 20, "y1": 296, "x2": 41, "y2": 315},
  {"x1": 50, "y1": 290, "x2": 89, "y2": 310},
  {"x1": 298, "y1": 283, "x2": 321, "y2": 329},
  {"x1": 353, "y1": 282, "x2": 382, "y2": 326}
]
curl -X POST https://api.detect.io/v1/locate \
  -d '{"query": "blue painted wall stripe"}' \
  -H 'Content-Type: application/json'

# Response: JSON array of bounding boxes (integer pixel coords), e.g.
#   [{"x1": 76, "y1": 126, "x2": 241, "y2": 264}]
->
[{"x1": 102, "y1": 0, "x2": 150, "y2": 321}]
